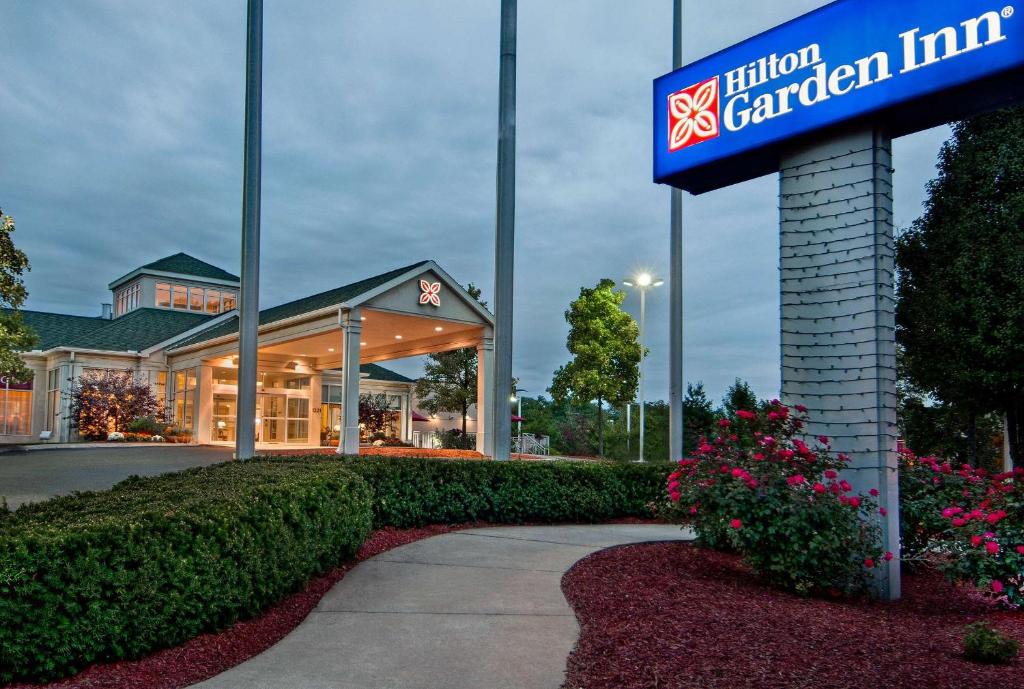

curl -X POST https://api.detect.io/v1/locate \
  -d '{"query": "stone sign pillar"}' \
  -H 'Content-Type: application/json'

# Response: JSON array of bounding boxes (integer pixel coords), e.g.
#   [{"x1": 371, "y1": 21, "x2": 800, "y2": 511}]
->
[{"x1": 779, "y1": 128, "x2": 901, "y2": 600}]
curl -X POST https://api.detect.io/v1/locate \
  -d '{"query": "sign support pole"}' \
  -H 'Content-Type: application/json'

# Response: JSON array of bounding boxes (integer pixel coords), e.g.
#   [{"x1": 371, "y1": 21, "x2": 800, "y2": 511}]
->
[
  {"x1": 491, "y1": 0, "x2": 516, "y2": 461},
  {"x1": 235, "y1": 0, "x2": 262, "y2": 461},
  {"x1": 668, "y1": 0, "x2": 685, "y2": 463},
  {"x1": 779, "y1": 128, "x2": 901, "y2": 600}
]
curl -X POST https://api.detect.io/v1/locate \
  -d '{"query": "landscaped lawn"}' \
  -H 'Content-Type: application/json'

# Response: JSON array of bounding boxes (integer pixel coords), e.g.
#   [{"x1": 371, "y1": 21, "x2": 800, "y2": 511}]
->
[{"x1": 562, "y1": 541, "x2": 1024, "y2": 689}]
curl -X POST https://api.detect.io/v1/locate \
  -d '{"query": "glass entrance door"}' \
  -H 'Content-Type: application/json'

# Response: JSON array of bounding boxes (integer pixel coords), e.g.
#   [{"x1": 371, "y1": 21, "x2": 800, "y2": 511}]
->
[
  {"x1": 320, "y1": 403, "x2": 342, "y2": 446},
  {"x1": 256, "y1": 394, "x2": 286, "y2": 443}
]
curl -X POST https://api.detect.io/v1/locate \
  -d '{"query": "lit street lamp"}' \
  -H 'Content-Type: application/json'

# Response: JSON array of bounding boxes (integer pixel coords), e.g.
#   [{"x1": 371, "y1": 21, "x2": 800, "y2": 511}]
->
[
  {"x1": 623, "y1": 272, "x2": 663, "y2": 463},
  {"x1": 510, "y1": 390, "x2": 525, "y2": 451}
]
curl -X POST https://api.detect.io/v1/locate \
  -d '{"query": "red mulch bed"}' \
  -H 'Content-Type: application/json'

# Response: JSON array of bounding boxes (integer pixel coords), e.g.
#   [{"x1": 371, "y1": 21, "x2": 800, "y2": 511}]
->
[
  {"x1": 5, "y1": 524, "x2": 471, "y2": 689},
  {"x1": 562, "y1": 542, "x2": 1024, "y2": 689}
]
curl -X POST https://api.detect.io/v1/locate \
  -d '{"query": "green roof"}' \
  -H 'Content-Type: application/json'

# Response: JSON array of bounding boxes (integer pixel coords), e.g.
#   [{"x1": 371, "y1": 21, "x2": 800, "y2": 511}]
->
[
  {"x1": 110, "y1": 253, "x2": 239, "y2": 288},
  {"x1": 18, "y1": 310, "x2": 109, "y2": 350},
  {"x1": 170, "y1": 261, "x2": 429, "y2": 351},
  {"x1": 361, "y1": 363, "x2": 415, "y2": 384},
  {"x1": 18, "y1": 308, "x2": 213, "y2": 353}
]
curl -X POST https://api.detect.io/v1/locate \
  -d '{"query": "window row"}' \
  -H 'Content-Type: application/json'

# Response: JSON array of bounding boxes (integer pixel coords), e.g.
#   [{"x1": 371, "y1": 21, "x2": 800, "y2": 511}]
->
[
  {"x1": 114, "y1": 283, "x2": 142, "y2": 317},
  {"x1": 156, "y1": 283, "x2": 237, "y2": 314}
]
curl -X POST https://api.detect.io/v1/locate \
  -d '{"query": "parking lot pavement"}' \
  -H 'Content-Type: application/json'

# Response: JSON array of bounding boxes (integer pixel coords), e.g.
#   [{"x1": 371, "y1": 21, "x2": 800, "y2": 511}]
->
[{"x1": 0, "y1": 445, "x2": 235, "y2": 509}]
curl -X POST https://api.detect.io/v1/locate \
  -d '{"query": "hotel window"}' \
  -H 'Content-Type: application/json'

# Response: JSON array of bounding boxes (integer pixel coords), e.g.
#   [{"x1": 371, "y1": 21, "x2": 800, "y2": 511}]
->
[
  {"x1": 173, "y1": 368, "x2": 197, "y2": 432},
  {"x1": 205, "y1": 290, "x2": 221, "y2": 314},
  {"x1": 212, "y1": 393, "x2": 237, "y2": 442},
  {"x1": 286, "y1": 397, "x2": 309, "y2": 442},
  {"x1": 213, "y1": 366, "x2": 238, "y2": 386},
  {"x1": 46, "y1": 368, "x2": 60, "y2": 431},
  {"x1": 156, "y1": 283, "x2": 237, "y2": 314},
  {"x1": 172, "y1": 285, "x2": 188, "y2": 310},
  {"x1": 189, "y1": 287, "x2": 205, "y2": 311},
  {"x1": 0, "y1": 376, "x2": 33, "y2": 436},
  {"x1": 156, "y1": 283, "x2": 171, "y2": 308},
  {"x1": 114, "y1": 283, "x2": 142, "y2": 317},
  {"x1": 153, "y1": 371, "x2": 168, "y2": 414}
]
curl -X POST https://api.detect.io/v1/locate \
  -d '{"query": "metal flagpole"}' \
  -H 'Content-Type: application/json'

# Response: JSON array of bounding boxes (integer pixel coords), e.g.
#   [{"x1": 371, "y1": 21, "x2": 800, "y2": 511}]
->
[
  {"x1": 668, "y1": 0, "x2": 685, "y2": 464},
  {"x1": 491, "y1": 0, "x2": 517, "y2": 461},
  {"x1": 235, "y1": 0, "x2": 262, "y2": 460}
]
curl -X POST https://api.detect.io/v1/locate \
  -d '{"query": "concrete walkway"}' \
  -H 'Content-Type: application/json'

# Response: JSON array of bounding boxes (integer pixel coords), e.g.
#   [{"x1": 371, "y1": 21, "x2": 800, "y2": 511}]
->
[{"x1": 193, "y1": 524, "x2": 692, "y2": 689}]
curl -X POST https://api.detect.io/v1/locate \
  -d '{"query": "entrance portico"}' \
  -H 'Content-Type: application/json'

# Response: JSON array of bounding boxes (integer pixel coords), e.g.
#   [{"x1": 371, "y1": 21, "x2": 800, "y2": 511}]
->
[{"x1": 165, "y1": 261, "x2": 496, "y2": 455}]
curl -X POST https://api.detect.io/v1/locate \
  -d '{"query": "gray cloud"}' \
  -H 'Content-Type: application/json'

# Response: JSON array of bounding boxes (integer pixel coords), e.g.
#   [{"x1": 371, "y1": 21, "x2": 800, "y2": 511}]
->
[{"x1": 0, "y1": 0, "x2": 949, "y2": 405}]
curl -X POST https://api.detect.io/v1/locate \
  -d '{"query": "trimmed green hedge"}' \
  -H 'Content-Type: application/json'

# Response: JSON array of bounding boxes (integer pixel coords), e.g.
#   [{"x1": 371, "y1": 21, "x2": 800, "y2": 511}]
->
[
  {"x1": 334, "y1": 456, "x2": 669, "y2": 528},
  {"x1": 0, "y1": 460, "x2": 372, "y2": 684},
  {"x1": 0, "y1": 456, "x2": 668, "y2": 684}
]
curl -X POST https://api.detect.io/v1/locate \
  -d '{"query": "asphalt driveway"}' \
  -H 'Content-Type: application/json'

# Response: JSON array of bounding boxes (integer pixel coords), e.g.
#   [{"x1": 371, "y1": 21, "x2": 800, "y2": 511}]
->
[{"x1": 0, "y1": 445, "x2": 235, "y2": 509}]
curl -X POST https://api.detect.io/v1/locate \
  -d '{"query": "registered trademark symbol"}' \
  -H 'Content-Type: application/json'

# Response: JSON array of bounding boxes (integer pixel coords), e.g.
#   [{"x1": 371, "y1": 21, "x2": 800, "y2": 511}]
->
[{"x1": 1003, "y1": 5, "x2": 1015, "y2": 18}]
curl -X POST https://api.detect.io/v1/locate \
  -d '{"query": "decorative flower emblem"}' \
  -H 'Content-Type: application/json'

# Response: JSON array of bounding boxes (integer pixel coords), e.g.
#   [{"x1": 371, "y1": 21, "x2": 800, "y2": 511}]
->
[
  {"x1": 419, "y1": 280, "x2": 441, "y2": 307},
  {"x1": 668, "y1": 76, "x2": 720, "y2": 152}
]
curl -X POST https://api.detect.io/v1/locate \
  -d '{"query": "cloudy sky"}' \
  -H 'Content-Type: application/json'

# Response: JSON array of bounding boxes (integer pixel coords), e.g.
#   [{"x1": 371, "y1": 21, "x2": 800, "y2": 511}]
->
[{"x1": 0, "y1": 0, "x2": 949, "y2": 404}]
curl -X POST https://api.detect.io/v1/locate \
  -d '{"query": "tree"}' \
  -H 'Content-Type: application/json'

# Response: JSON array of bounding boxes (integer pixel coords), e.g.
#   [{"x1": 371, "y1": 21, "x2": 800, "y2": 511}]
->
[
  {"x1": 722, "y1": 378, "x2": 760, "y2": 419},
  {"x1": 550, "y1": 279, "x2": 641, "y2": 456},
  {"x1": 415, "y1": 284, "x2": 484, "y2": 436},
  {"x1": 359, "y1": 392, "x2": 394, "y2": 438},
  {"x1": 68, "y1": 369, "x2": 161, "y2": 439},
  {"x1": 0, "y1": 208, "x2": 37, "y2": 381},
  {"x1": 895, "y1": 107, "x2": 1024, "y2": 467},
  {"x1": 683, "y1": 382, "x2": 717, "y2": 455}
]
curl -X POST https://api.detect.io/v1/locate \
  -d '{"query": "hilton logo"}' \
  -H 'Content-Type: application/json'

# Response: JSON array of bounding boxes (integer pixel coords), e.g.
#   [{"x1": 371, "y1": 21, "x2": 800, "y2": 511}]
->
[
  {"x1": 419, "y1": 280, "x2": 441, "y2": 307},
  {"x1": 667, "y1": 76, "x2": 720, "y2": 151}
]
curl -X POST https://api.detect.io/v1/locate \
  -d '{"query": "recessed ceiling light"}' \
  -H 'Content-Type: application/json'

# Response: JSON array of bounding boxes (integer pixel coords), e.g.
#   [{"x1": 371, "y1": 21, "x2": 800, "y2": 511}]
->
[
  {"x1": 327, "y1": 347, "x2": 335, "y2": 352},
  {"x1": 395, "y1": 335, "x2": 403, "y2": 340},
  {"x1": 360, "y1": 341, "x2": 367, "y2": 346},
  {"x1": 434, "y1": 326, "x2": 443, "y2": 332},
  {"x1": 360, "y1": 316, "x2": 366, "y2": 321}
]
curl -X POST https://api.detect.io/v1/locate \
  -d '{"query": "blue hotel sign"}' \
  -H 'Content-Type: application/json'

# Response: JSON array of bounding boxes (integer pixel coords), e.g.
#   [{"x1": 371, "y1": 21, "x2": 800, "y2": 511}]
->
[{"x1": 654, "y1": 0, "x2": 1024, "y2": 193}]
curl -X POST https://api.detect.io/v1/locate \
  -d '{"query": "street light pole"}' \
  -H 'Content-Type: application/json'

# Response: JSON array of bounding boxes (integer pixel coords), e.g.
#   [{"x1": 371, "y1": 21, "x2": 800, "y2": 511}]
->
[
  {"x1": 235, "y1": 0, "x2": 262, "y2": 461},
  {"x1": 623, "y1": 273, "x2": 663, "y2": 463}
]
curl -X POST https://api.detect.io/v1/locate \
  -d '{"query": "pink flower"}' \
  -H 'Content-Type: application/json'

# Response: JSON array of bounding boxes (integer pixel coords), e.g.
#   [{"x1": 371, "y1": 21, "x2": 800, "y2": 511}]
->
[
  {"x1": 718, "y1": 418, "x2": 731, "y2": 428},
  {"x1": 985, "y1": 541, "x2": 1000, "y2": 555},
  {"x1": 879, "y1": 507, "x2": 888, "y2": 517},
  {"x1": 737, "y1": 410, "x2": 757, "y2": 421},
  {"x1": 869, "y1": 488, "x2": 879, "y2": 497},
  {"x1": 848, "y1": 496, "x2": 861, "y2": 508},
  {"x1": 864, "y1": 558, "x2": 875, "y2": 568},
  {"x1": 883, "y1": 551, "x2": 893, "y2": 562},
  {"x1": 971, "y1": 535, "x2": 984, "y2": 547},
  {"x1": 942, "y1": 506, "x2": 964, "y2": 518},
  {"x1": 667, "y1": 480, "x2": 680, "y2": 491},
  {"x1": 787, "y1": 474, "x2": 807, "y2": 486},
  {"x1": 795, "y1": 404, "x2": 808, "y2": 413},
  {"x1": 812, "y1": 482, "x2": 826, "y2": 494},
  {"x1": 839, "y1": 480, "x2": 853, "y2": 493},
  {"x1": 669, "y1": 491, "x2": 681, "y2": 503},
  {"x1": 952, "y1": 518, "x2": 967, "y2": 527},
  {"x1": 1016, "y1": 545, "x2": 1024, "y2": 555},
  {"x1": 992, "y1": 580, "x2": 1004, "y2": 594},
  {"x1": 824, "y1": 469, "x2": 838, "y2": 479},
  {"x1": 817, "y1": 435, "x2": 829, "y2": 444},
  {"x1": 729, "y1": 519, "x2": 742, "y2": 530}
]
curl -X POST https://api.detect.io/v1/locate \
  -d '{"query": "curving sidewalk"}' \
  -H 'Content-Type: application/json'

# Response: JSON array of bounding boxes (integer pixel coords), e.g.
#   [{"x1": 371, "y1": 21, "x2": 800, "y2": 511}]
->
[{"x1": 191, "y1": 524, "x2": 693, "y2": 689}]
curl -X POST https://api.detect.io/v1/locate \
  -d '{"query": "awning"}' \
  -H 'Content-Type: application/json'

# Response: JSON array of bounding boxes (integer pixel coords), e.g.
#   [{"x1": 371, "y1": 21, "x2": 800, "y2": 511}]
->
[
  {"x1": 412, "y1": 411, "x2": 430, "y2": 422},
  {"x1": 511, "y1": 415, "x2": 525, "y2": 423}
]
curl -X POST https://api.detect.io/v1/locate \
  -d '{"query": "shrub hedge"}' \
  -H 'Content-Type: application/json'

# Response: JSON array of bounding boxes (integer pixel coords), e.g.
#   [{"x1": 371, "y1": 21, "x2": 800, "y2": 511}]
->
[
  {"x1": 333, "y1": 456, "x2": 669, "y2": 527},
  {"x1": 0, "y1": 460, "x2": 373, "y2": 684},
  {"x1": 0, "y1": 456, "x2": 668, "y2": 684}
]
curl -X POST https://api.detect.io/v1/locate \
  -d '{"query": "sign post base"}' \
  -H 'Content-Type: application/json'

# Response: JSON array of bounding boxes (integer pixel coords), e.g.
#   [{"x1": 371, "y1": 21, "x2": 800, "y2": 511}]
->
[{"x1": 779, "y1": 128, "x2": 901, "y2": 600}]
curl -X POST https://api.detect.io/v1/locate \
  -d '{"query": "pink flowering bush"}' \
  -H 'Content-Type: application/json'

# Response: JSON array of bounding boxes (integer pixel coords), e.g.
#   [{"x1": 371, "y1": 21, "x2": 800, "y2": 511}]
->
[
  {"x1": 665, "y1": 401, "x2": 885, "y2": 596},
  {"x1": 898, "y1": 448, "x2": 988, "y2": 560},
  {"x1": 939, "y1": 466, "x2": 1024, "y2": 606}
]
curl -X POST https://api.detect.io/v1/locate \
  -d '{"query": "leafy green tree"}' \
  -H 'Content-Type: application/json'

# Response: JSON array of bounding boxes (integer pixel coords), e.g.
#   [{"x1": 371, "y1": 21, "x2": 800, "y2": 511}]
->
[
  {"x1": 0, "y1": 208, "x2": 36, "y2": 381},
  {"x1": 896, "y1": 107, "x2": 1024, "y2": 467},
  {"x1": 550, "y1": 279, "x2": 641, "y2": 456},
  {"x1": 415, "y1": 284, "x2": 484, "y2": 436}
]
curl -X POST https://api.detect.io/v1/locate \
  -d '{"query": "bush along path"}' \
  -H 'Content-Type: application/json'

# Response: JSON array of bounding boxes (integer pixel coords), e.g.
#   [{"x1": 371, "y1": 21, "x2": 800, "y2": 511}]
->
[{"x1": 0, "y1": 456, "x2": 670, "y2": 685}]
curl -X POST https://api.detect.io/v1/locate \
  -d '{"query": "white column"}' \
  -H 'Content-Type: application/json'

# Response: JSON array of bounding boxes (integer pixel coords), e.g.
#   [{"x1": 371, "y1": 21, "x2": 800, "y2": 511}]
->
[
  {"x1": 476, "y1": 336, "x2": 495, "y2": 456},
  {"x1": 780, "y1": 128, "x2": 900, "y2": 600},
  {"x1": 337, "y1": 308, "x2": 362, "y2": 455},
  {"x1": 195, "y1": 365, "x2": 213, "y2": 444}
]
